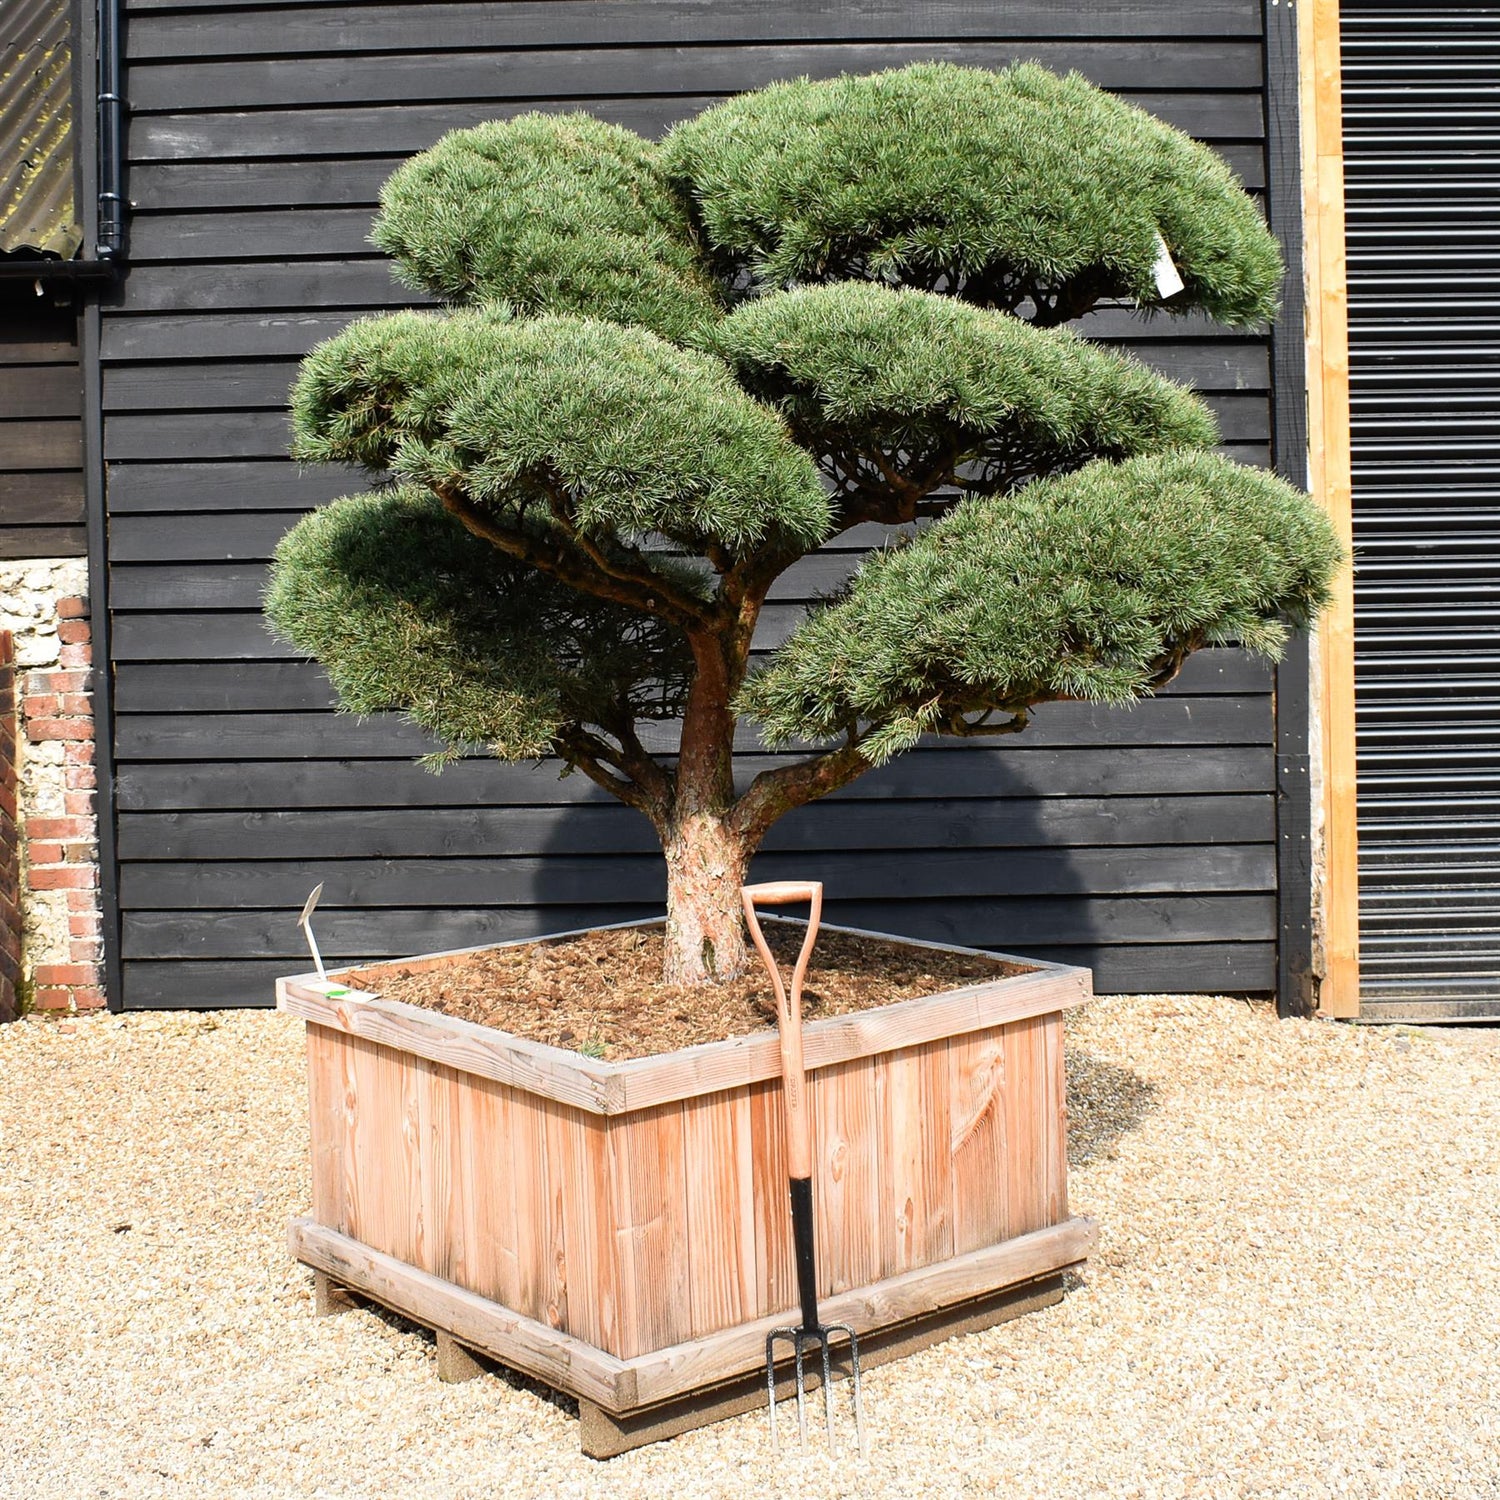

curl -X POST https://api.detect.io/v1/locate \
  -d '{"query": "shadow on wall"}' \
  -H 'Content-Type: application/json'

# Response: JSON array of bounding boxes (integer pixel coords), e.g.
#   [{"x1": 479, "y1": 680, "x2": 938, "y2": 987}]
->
[{"x1": 519, "y1": 717, "x2": 1090, "y2": 973}]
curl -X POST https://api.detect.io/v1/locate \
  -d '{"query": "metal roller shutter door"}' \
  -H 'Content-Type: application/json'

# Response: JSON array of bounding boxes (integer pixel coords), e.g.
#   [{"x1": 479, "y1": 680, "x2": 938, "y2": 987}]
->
[{"x1": 1343, "y1": 2, "x2": 1500, "y2": 1019}]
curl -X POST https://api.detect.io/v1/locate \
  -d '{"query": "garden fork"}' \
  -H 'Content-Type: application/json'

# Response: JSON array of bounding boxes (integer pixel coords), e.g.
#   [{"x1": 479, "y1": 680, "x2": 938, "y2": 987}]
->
[{"x1": 741, "y1": 881, "x2": 866, "y2": 1457}]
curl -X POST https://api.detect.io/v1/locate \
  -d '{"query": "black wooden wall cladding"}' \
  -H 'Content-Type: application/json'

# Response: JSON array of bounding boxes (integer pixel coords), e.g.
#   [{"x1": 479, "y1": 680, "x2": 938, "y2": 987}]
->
[
  {"x1": 0, "y1": 286, "x2": 86, "y2": 560},
  {"x1": 105, "y1": 0, "x2": 1280, "y2": 1008}
]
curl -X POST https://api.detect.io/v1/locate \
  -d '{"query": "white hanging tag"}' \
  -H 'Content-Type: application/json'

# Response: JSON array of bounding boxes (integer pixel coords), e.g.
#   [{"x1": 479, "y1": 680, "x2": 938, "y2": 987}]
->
[{"x1": 1151, "y1": 231, "x2": 1185, "y2": 299}]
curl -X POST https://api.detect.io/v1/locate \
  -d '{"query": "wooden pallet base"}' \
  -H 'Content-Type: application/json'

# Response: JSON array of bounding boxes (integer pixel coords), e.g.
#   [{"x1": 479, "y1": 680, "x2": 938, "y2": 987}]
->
[
  {"x1": 577, "y1": 1272, "x2": 1067, "y2": 1458},
  {"x1": 303, "y1": 1223, "x2": 1089, "y2": 1458},
  {"x1": 316, "y1": 1265, "x2": 1067, "y2": 1457}
]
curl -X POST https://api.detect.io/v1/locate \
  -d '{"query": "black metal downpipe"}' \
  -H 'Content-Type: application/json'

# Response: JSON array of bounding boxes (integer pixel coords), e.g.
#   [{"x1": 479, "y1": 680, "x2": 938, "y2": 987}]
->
[
  {"x1": 2, "y1": 0, "x2": 124, "y2": 282},
  {"x1": 95, "y1": 0, "x2": 123, "y2": 262}
]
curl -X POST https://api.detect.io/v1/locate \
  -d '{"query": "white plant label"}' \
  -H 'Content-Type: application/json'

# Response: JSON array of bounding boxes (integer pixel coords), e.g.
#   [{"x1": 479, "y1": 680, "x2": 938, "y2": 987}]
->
[
  {"x1": 298, "y1": 882, "x2": 328, "y2": 981},
  {"x1": 1151, "y1": 231, "x2": 1185, "y2": 299}
]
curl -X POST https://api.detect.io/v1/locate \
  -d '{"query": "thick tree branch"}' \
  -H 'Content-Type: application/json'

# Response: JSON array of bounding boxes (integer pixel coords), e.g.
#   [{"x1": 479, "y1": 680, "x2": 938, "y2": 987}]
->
[
  {"x1": 552, "y1": 724, "x2": 669, "y2": 822},
  {"x1": 941, "y1": 706, "x2": 1033, "y2": 737},
  {"x1": 538, "y1": 481, "x2": 717, "y2": 629},
  {"x1": 731, "y1": 735, "x2": 873, "y2": 845},
  {"x1": 602, "y1": 709, "x2": 676, "y2": 809},
  {"x1": 433, "y1": 480, "x2": 714, "y2": 632}
]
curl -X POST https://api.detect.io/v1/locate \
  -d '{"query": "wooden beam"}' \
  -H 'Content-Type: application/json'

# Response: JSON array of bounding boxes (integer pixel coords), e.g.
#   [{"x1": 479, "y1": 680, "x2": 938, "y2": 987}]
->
[
  {"x1": 1299, "y1": 0, "x2": 1360, "y2": 1017},
  {"x1": 289, "y1": 1214, "x2": 1096, "y2": 1414}
]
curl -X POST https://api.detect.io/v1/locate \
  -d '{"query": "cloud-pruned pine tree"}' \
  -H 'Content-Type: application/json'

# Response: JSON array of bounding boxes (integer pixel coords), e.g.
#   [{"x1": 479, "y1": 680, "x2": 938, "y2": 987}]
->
[{"x1": 266, "y1": 62, "x2": 1342, "y2": 987}]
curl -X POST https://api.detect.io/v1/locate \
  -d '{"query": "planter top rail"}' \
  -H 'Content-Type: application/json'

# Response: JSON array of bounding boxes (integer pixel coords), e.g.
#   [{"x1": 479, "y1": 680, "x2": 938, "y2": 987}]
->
[{"x1": 277, "y1": 915, "x2": 1091, "y2": 1115}]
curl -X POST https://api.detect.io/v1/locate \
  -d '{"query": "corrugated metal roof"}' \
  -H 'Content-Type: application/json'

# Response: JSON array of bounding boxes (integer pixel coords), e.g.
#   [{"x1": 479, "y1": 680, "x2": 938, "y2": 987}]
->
[{"x1": 0, "y1": 0, "x2": 81, "y2": 259}]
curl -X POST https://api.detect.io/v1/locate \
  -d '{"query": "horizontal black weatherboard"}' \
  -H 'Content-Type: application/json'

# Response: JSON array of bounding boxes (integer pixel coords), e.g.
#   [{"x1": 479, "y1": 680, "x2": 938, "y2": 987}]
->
[
  {"x1": 0, "y1": 293, "x2": 86, "y2": 559},
  {"x1": 103, "y1": 0, "x2": 1281, "y2": 1008}
]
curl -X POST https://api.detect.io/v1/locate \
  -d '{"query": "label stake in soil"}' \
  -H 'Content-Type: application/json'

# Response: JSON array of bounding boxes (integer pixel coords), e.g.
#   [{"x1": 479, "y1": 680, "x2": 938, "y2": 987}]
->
[
  {"x1": 742, "y1": 881, "x2": 866, "y2": 1457},
  {"x1": 297, "y1": 885, "x2": 347, "y2": 997}
]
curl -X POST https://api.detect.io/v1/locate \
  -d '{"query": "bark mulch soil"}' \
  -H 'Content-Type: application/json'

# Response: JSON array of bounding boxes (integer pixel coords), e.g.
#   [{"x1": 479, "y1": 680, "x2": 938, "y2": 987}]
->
[{"x1": 343, "y1": 924, "x2": 1029, "y2": 1062}]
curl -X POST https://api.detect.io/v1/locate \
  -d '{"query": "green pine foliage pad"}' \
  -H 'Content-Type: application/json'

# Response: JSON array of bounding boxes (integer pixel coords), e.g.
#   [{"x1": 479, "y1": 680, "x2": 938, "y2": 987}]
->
[
  {"x1": 264, "y1": 487, "x2": 692, "y2": 761},
  {"x1": 289, "y1": 309, "x2": 830, "y2": 555},
  {"x1": 267, "y1": 59, "x2": 1340, "y2": 857},
  {"x1": 740, "y1": 451, "x2": 1344, "y2": 763},
  {"x1": 706, "y1": 283, "x2": 1219, "y2": 493},
  {"x1": 373, "y1": 113, "x2": 723, "y2": 343},
  {"x1": 666, "y1": 62, "x2": 1282, "y2": 325}
]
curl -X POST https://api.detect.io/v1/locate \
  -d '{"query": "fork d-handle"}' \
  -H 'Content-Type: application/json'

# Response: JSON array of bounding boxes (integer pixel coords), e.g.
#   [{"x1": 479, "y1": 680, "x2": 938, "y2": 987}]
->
[{"x1": 741, "y1": 879, "x2": 824, "y2": 1191}]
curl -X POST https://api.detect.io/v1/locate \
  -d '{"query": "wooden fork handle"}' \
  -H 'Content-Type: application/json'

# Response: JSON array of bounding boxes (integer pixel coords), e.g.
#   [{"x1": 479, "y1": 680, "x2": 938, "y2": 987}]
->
[
  {"x1": 741, "y1": 880, "x2": 823, "y2": 907},
  {"x1": 741, "y1": 882, "x2": 823, "y2": 1182}
]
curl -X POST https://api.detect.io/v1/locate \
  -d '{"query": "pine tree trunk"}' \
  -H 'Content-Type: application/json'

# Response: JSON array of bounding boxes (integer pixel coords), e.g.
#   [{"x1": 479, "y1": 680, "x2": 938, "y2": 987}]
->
[
  {"x1": 658, "y1": 629, "x2": 755, "y2": 985},
  {"x1": 662, "y1": 811, "x2": 751, "y2": 985}
]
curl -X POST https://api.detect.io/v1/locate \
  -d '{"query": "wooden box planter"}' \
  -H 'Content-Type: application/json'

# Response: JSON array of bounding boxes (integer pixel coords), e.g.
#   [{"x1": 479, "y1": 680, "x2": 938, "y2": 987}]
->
[{"x1": 277, "y1": 921, "x2": 1097, "y2": 1455}]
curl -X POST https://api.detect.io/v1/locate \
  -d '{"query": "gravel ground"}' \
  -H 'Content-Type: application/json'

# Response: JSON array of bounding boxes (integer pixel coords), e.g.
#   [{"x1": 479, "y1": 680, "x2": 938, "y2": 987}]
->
[{"x1": 1, "y1": 996, "x2": 1497, "y2": 1500}]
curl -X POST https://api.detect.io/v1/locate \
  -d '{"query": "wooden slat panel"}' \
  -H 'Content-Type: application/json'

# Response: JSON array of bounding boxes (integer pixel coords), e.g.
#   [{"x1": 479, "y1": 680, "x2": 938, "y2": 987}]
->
[
  {"x1": 414, "y1": 1055, "x2": 457, "y2": 1280},
  {"x1": 0, "y1": 471, "x2": 85, "y2": 516},
  {"x1": 111, "y1": 586, "x2": 1280, "y2": 659},
  {"x1": 109, "y1": 647, "x2": 1271, "y2": 708},
  {"x1": 280, "y1": 955, "x2": 1087, "y2": 1115},
  {"x1": 125, "y1": 0, "x2": 1263, "y2": 52},
  {"x1": 106, "y1": 459, "x2": 361, "y2": 511},
  {"x1": 681, "y1": 1086, "x2": 756, "y2": 1340},
  {"x1": 0, "y1": 288, "x2": 83, "y2": 544},
  {"x1": 288, "y1": 1213, "x2": 1097, "y2": 1412},
  {"x1": 450, "y1": 1072, "x2": 521, "y2": 1310},
  {"x1": 99, "y1": 371, "x2": 1268, "y2": 439},
  {"x1": 1000, "y1": 1017, "x2": 1048, "y2": 1238},
  {"x1": 0, "y1": 366, "x2": 83, "y2": 419},
  {"x1": 99, "y1": 307, "x2": 1266, "y2": 362},
  {"x1": 108, "y1": 697, "x2": 1271, "y2": 750},
  {"x1": 341, "y1": 1032, "x2": 421, "y2": 1266},
  {"x1": 507, "y1": 1084, "x2": 556, "y2": 1329},
  {"x1": 748, "y1": 1075, "x2": 797, "y2": 1318},
  {"x1": 122, "y1": 146, "x2": 1266, "y2": 216},
  {"x1": 306, "y1": 1026, "x2": 348, "y2": 1231},
  {"x1": 104, "y1": 359, "x2": 301, "y2": 410},
  {"x1": 810, "y1": 1055, "x2": 881, "y2": 1296},
  {"x1": 2, "y1": 420, "x2": 83, "y2": 470},
  {"x1": 113, "y1": 793, "x2": 1275, "y2": 860},
  {"x1": 118, "y1": 844, "x2": 1277, "y2": 909},
  {"x1": 121, "y1": 940, "x2": 1280, "y2": 1010},
  {"x1": 130, "y1": 92, "x2": 1262, "y2": 164},
  {"x1": 545, "y1": 1101, "x2": 614, "y2": 1349},
  {"x1": 1041, "y1": 1014, "x2": 1068, "y2": 1223},
  {"x1": 878, "y1": 1039, "x2": 953, "y2": 1278},
  {"x1": 0, "y1": 527, "x2": 87, "y2": 559},
  {"x1": 948, "y1": 1030, "x2": 1009, "y2": 1255},
  {"x1": 127, "y1": 43, "x2": 1263, "y2": 112},
  {"x1": 125, "y1": 894, "x2": 1276, "y2": 960},
  {"x1": 112, "y1": 746, "x2": 1276, "y2": 813},
  {"x1": 606, "y1": 1103, "x2": 690, "y2": 1358},
  {"x1": 289, "y1": 1216, "x2": 629, "y2": 1409}
]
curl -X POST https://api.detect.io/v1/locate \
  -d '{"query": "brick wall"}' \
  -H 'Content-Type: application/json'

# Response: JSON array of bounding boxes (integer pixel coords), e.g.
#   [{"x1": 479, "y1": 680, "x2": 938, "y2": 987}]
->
[
  {"x1": 0, "y1": 561, "x2": 105, "y2": 1015},
  {"x1": 21, "y1": 595, "x2": 103, "y2": 1011},
  {"x1": 1, "y1": 632, "x2": 19, "y2": 1023}
]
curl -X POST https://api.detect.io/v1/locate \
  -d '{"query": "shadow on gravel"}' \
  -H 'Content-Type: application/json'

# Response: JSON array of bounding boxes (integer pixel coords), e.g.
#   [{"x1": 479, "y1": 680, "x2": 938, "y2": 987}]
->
[
  {"x1": 1065, "y1": 1050, "x2": 1159, "y2": 1168},
  {"x1": 340, "y1": 1297, "x2": 581, "y2": 1416}
]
